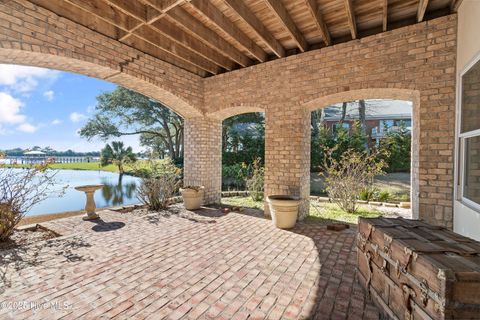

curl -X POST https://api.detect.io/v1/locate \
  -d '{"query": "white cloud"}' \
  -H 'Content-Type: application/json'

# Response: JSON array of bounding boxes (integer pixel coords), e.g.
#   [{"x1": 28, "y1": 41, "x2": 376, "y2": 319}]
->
[
  {"x1": 51, "y1": 119, "x2": 62, "y2": 125},
  {"x1": 0, "y1": 64, "x2": 58, "y2": 93},
  {"x1": 17, "y1": 123, "x2": 37, "y2": 133},
  {"x1": 70, "y1": 112, "x2": 87, "y2": 123},
  {"x1": 43, "y1": 90, "x2": 54, "y2": 101},
  {"x1": 0, "y1": 92, "x2": 26, "y2": 125}
]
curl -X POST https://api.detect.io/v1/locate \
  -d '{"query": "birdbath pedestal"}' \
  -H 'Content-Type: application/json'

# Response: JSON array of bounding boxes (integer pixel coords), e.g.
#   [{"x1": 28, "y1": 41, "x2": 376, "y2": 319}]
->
[{"x1": 75, "y1": 184, "x2": 104, "y2": 221}]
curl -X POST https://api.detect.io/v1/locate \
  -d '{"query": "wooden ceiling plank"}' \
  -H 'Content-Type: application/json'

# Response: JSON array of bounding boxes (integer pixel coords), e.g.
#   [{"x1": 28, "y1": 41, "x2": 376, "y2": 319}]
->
[
  {"x1": 304, "y1": 0, "x2": 331, "y2": 46},
  {"x1": 29, "y1": 0, "x2": 127, "y2": 40},
  {"x1": 382, "y1": 0, "x2": 388, "y2": 32},
  {"x1": 263, "y1": 0, "x2": 308, "y2": 52},
  {"x1": 168, "y1": 7, "x2": 252, "y2": 67},
  {"x1": 223, "y1": 0, "x2": 285, "y2": 58},
  {"x1": 417, "y1": 0, "x2": 429, "y2": 22},
  {"x1": 189, "y1": 0, "x2": 267, "y2": 62},
  {"x1": 150, "y1": 18, "x2": 235, "y2": 70},
  {"x1": 450, "y1": 0, "x2": 463, "y2": 13},
  {"x1": 123, "y1": 35, "x2": 207, "y2": 76},
  {"x1": 103, "y1": 0, "x2": 150, "y2": 22},
  {"x1": 134, "y1": 25, "x2": 221, "y2": 74},
  {"x1": 64, "y1": 0, "x2": 141, "y2": 31},
  {"x1": 343, "y1": 0, "x2": 357, "y2": 40},
  {"x1": 143, "y1": 0, "x2": 184, "y2": 14}
]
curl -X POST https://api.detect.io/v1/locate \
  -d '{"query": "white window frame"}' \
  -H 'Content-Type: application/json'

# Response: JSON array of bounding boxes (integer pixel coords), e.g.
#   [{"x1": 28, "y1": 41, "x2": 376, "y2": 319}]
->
[{"x1": 457, "y1": 51, "x2": 480, "y2": 212}]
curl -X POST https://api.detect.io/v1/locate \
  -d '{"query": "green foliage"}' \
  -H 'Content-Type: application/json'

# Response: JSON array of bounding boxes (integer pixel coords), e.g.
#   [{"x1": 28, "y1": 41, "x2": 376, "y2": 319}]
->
[
  {"x1": 100, "y1": 141, "x2": 136, "y2": 174},
  {"x1": 79, "y1": 87, "x2": 183, "y2": 161},
  {"x1": 222, "y1": 163, "x2": 249, "y2": 190},
  {"x1": 378, "y1": 121, "x2": 411, "y2": 172},
  {"x1": 358, "y1": 187, "x2": 380, "y2": 201},
  {"x1": 246, "y1": 158, "x2": 265, "y2": 201},
  {"x1": 322, "y1": 148, "x2": 387, "y2": 213},
  {"x1": 377, "y1": 190, "x2": 391, "y2": 202},
  {"x1": 311, "y1": 121, "x2": 368, "y2": 172},
  {"x1": 133, "y1": 158, "x2": 181, "y2": 210}
]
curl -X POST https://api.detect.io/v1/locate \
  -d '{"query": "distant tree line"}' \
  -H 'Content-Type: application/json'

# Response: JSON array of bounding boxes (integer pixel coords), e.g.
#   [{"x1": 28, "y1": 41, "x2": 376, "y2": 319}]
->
[{"x1": 1, "y1": 146, "x2": 100, "y2": 157}]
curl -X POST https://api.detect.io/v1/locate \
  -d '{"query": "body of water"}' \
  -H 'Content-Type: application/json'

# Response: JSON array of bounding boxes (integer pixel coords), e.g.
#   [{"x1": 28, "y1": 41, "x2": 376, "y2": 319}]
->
[{"x1": 2, "y1": 169, "x2": 141, "y2": 216}]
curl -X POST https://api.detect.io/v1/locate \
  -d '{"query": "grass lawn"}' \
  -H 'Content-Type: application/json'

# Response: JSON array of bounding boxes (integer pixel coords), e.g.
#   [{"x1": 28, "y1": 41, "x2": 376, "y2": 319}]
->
[{"x1": 222, "y1": 196, "x2": 382, "y2": 225}]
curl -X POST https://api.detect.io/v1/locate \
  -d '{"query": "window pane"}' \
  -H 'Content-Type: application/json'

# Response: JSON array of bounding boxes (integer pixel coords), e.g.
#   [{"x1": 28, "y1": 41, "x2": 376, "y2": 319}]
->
[
  {"x1": 461, "y1": 59, "x2": 480, "y2": 133},
  {"x1": 464, "y1": 136, "x2": 480, "y2": 204}
]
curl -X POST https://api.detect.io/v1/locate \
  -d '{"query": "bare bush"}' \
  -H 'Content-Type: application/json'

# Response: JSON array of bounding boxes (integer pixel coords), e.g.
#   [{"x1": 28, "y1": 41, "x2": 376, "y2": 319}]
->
[
  {"x1": 134, "y1": 159, "x2": 181, "y2": 211},
  {"x1": 246, "y1": 158, "x2": 264, "y2": 201},
  {"x1": 322, "y1": 148, "x2": 387, "y2": 213},
  {"x1": 0, "y1": 165, "x2": 65, "y2": 242}
]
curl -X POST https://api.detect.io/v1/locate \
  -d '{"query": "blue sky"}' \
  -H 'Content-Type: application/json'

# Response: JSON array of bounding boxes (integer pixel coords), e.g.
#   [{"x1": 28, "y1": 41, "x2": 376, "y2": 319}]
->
[{"x1": 0, "y1": 64, "x2": 143, "y2": 152}]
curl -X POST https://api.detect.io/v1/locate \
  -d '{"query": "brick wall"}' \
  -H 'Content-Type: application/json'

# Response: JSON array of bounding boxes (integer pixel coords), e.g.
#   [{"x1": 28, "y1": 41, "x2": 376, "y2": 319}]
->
[
  {"x1": 0, "y1": 0, "x2": 458, "y2": 227},
  {"x1": 204, "y1": 15, "x2": 457, "y2": 227}
]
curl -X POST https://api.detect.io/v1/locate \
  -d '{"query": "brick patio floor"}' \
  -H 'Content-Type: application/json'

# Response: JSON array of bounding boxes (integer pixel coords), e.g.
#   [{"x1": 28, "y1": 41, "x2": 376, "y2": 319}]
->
[{"x1": 0, "y1": 206, "x2": 379, "y2": 319}]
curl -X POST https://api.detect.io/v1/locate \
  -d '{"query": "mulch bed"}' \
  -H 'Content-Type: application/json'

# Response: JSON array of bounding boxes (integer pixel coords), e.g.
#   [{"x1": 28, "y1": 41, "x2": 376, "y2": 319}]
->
[{"x1": 0, "y1": 226, "x2": 58, "y2": 251}]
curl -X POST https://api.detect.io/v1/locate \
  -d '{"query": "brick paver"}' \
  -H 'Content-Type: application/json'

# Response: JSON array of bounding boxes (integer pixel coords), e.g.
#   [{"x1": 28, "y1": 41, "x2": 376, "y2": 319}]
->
[{"x1": 0, "y1": 207, "x2": 379, "y2": 319}]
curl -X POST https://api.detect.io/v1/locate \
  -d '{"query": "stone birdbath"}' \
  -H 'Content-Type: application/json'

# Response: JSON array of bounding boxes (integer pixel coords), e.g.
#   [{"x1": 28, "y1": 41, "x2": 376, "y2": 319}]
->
[{"x1": 75, "y1": 184, "x2": 104, "y2": 221}]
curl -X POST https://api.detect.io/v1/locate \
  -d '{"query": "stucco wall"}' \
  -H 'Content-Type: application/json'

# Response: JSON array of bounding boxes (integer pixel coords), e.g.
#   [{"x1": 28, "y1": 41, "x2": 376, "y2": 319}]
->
[{"x1": 454, "y1": 0, "x2": 480, "y2": 240}]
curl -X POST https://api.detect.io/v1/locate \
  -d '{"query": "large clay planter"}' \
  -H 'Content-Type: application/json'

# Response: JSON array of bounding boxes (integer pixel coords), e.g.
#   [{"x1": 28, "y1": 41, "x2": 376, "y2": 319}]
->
[
  {"x1": 180, "y1": 187, "x2": 204, "y2": 210},
  {"x1": 267, "y1": 195, "x2": 301, "y2": 229}
]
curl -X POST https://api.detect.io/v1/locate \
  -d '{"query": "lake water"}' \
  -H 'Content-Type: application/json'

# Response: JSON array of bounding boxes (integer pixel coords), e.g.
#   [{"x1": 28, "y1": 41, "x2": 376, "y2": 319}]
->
[{"x1": 2, "y1": 169, "x2": 141, "y2": 216}]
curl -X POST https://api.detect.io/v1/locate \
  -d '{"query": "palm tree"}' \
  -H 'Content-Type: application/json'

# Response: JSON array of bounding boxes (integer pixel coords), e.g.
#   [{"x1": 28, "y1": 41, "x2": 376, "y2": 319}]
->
[{"x1": 100, "y1": 141, "x2": 136, "y2": 175}]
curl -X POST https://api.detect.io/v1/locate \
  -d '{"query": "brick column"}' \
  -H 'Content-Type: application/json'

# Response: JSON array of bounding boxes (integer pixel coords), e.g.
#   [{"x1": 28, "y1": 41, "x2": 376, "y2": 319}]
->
[
  {"x1": 264, "y1": 105, "x2": 311, "y2": 219},
  {"x1": 183, "y1": 117, "x2": 222, "y2": 204}
]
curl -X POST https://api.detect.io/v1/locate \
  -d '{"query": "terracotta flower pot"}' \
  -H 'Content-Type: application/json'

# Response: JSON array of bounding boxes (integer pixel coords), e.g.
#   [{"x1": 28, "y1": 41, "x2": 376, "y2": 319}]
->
[
  {"x1": 267, "y1": 195, "x2": 301, "y2": 229},
  {"x1": 399, "y1": 202, "x2": 411, "y2": 209},
  {"x1": 180, "y1": 186, "x2": 204, "y2": 210}
]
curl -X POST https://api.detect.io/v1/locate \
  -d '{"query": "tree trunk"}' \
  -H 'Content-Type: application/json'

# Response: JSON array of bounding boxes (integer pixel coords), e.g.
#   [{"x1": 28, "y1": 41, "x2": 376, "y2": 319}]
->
[
  {"x1": 311, "y1": 110, "x2": 320, "y2": 140},
  {"x1": 358, "y1": 99, "x2": 369, "y2": 153},
  {"x1": 340, "y1": 102, "x2": 347, "y2": 124}
]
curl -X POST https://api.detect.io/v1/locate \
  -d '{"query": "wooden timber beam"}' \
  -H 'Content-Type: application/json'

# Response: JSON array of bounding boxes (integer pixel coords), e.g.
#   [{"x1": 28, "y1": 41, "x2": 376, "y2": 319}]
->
[
  {"x1": 263, "y1": 0, "x2": 308, "y2": 52},
  {"x1": 143, "y1": 0, "x2": 185, "y2": 13},
  {"x1": 343, "y1": 0, "x2": 357, "y2": 40},
  {"x1": 304, "y1": 0, "x2": 331, "y2": 46},
  {"x1": 223, "y1": 0, "x2": 285, "y2": 58},
  {"x1": 382, "y1": 0, "x2": 388, "y2": 31},
  {"x1": 189, "y1": 0, "x2": 268, "y2": 62},
  {"x1": 149, "y1": 18, "x2": 235, "y2": 70},
  {"x1": 417, "y1": 0, "x2": 429, "y2": 22},
  {"x1": 167, "y1": 7, "x2": 252, "y2": 67},
  {"x1": 450, "y1": 0, "x2": 463, "y2": 12},
  {"x1": 65, "y1": 0, "x2": 221, "y2": 74}
]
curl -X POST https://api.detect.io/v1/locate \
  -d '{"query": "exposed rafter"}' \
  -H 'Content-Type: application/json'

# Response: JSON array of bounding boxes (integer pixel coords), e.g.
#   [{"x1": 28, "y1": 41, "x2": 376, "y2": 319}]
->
[
  {"x1": 143, "y1": 0, "x2": 185, "y2": 13},
  {"x1": 417, "y1": 0, "x2": 429, "y2": 22},
  {"x1": 223, "y1": 0, "x2": 285, "y2": 58},
  {"x1": 149, "y1": 18, "x2": 235, "y2": 70},
  {"x1": 189, "y1": 0, "x2": 267, "y2": 62},
  {"x1": 382, "y1": 0, "x2": 388, "y2": 31},
  {"x1": 304, "y1": 0, "x2": 331, "y2": 46},
  {"x1": 167, "y1": 8, "x2": 252, "y2": 67},
  {"x1": 450, "y1": 0, "x2": 463, "y2": 12},
  {"x1": 344, "y1": 0, "x2": 357, "y2": 40},
  {"x1": 264, "y1": 0, "x2": 308, "y2": 52}
]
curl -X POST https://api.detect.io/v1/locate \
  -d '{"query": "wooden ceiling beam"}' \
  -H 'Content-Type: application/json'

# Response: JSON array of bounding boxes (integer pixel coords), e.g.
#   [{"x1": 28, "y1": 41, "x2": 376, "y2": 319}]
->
[
  {"x1": 304, "y1": 0, "x2": 331, "y2": 46},
  {"x1": 382, "y1": 0, "x2": 388, "y2": 31},
  {"x1": 417, "y1": 0, "x2": 429, "y2": 22},
  {"x1": 167, "y1": 7, "x2": 252, "y2": 67},
  {"x1": 263, "y1": 0, "x2": 308, "y2": 52},
  {"x1": 134, "y1": 25, "x2": 221, "y2": 74},
  {"x1": 123, "y1": 35, "x2": 207, "y2": 76},
  {"x1": 343, "y1": 0, "x2": 357, "y2": 40},
  {"x1": 29, "y1": 0, "x2": 127, "y2": 40},
  {"x1": 64, "y1": 0, "x2": 142, "y2": 31},
  {"x1": 189, "y1": 0, "x2": 267, "y2": 62},
  {"x1": 144, "y1": 0, "x2": 185, "y2": 13},
  {"x1": 103, "y1": 0, "x2": 150, "y2": 22},
  {"x1": 450, "y1": 0, "x2": 463, "y2": 12},
  {"x1": 150, "y1": 18, "x2": 235, "y2": 70},
  {"x1": 223, "y1": 0, "x2": 285, "y2": 58}
]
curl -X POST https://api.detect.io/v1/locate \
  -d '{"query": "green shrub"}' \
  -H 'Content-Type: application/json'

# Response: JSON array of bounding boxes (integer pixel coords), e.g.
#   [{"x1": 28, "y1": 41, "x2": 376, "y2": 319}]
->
[
  {"x1": 359, "y1": 187, "x2": 379, "y2": 201},
  {"x1": 246, "y1": 158, "x2": 264, "y2": 201},
  {"x1": 377, "y1": 190, "x2": 391, "y2": 202},
  {"x1": 222, "y1": 163, "x2": 249, "y2": 190}
]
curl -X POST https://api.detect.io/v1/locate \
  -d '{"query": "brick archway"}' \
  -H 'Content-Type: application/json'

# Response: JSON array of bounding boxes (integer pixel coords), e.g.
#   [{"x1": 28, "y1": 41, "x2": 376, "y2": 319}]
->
[
  {"x1": 304, "y1": 88, "x2": 421, "y2": 219},
  {"x1": 206, "y1": 103, "x2": 265, "y2": 121},
  {"x1": 0, "y1": 48, "x2": 203, "y2": 119}
]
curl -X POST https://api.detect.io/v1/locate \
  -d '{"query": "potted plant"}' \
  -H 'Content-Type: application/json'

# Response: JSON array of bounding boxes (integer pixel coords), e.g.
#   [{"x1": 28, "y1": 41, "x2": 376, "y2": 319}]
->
[
  {"x1": 180, "y1": 186, "x2": 204, "y2": 210},
  {"x1": 267, "y1": 195, "x2": 301, "y2": 229}
]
